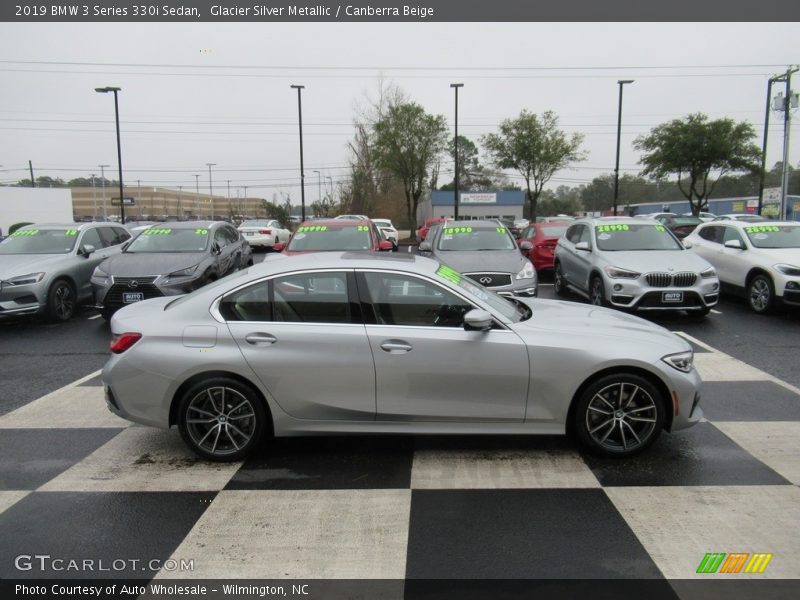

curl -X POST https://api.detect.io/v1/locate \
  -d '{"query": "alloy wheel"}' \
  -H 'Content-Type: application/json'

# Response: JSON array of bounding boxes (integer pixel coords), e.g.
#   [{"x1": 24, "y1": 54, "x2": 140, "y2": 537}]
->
[
  {"x1": 185, "y1": 386, "x2": 257, "y2": 457},
  {"x1": 585, "y1": 381, "x2": 658, "y2": 453},
  {"x1": 749, "y1": 277, "x2": 772, "y2": 313},
  {"x1": 590, "y1": 277, "x2": 604, "y2": 306}
]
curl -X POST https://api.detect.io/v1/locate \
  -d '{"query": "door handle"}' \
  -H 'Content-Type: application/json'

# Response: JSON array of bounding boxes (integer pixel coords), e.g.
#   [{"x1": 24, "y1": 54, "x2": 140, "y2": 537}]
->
[
  {"x1": 380, "y1": 340, "x2": 413, "y2": 353},
  {"x1": 245, "y1": 333, "x2": 277, "y2": 345}
]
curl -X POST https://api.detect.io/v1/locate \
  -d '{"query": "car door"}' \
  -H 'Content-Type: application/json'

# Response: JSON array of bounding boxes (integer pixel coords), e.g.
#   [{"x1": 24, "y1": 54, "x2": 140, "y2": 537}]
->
[
  {"x1": 717, "y1": 226, "x2": 750, "y2": 286},
  {"x1": 557, "y1": 224, "x2": 582, "y2": 287},
  {"x1": 213, "y1": 226, "x2": 235, "y2": 275},
  {"x1": 571, "y1": 225, "x2": 594, "y2": 291},
  {"x1": 222, "y1": 270, "x2": 376, "y2": 420},
  {"x1": 357, "y1": 270, "x2": 529, "y2": 422},
  {"x1": 73, "y1": 227, "x2": 118, "y2": 299}
]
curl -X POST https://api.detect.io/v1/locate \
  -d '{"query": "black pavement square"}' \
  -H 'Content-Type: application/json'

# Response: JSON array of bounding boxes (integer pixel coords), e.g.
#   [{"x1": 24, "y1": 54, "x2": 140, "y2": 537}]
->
[
  {"x1": 583, "y1": 422, "x2": 791, "y2": 487},
  {"x1": 700, "y1": 381, "x2": 800, "y2": 421},
  {"x1": 0, "y1": 491, "x2": 214, "y2": 579},
  {"x1": 0, "y1": 428, "x2": 123, "y2": 490},
  {"x1": 226, "y1": 435, "x2": 414, "y2": 490},
  {"x1": 405, "y1": 489, "x2": 663, "y2": 579}
]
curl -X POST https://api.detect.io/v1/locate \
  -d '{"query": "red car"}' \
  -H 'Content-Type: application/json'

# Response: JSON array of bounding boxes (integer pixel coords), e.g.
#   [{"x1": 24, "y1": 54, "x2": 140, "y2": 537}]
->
[
  {"x1": 274, "y1": 219, "x2": 394, "y2": 255},
  {"x1": 519, "y1": 221, "x2": 571, "y2": 273},
  {"x1": 416, "y1": 217, "x2": 446, "y2": 243}
]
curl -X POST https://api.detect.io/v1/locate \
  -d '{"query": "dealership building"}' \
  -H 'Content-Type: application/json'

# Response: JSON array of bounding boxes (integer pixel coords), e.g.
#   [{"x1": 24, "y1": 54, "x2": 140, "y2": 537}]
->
[{"x1": 421, "y1": 190, "x2": 525, "y2": 222}]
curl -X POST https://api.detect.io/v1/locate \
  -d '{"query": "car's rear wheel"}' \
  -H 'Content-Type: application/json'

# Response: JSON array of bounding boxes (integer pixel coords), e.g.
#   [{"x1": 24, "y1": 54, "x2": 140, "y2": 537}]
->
[
  {"x1": 574, "y1": 373, "x2": 665, "y2": 457},
  {"x1": 45, "y1": 279, "x2": 77, "y2": 322},
  {"x1": 554, "y1": 262, "x2": 568, "y2": 297},
  {"x1": 747, "y1": 273, "x2": 775, "y2": 314},
  {"x1": 589, "y1": 275, "x2": 606, "y2": 307},
  {"x1": 177, "y1": 377, "x2": 268, "y2": 462}
]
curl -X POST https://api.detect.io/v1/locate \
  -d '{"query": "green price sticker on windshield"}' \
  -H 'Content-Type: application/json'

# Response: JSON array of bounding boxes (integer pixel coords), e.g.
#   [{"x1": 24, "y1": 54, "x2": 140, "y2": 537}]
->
[
  {"x1": 143, "y1": 228, "x2": 173, "y2": 235},
  {"x1": 745, "y1": 225, "x2": 780, "y2": 234},
  {"x1": 596, "y1": 224, "x2": 630, "y2": 233},
  {"x1": 444, "y1": 227, "x2": 473, "y2": 235},
  {"x1": 11, "y1": 229, "x2": 40, "y2": 237},
  {"x1": 194, "y1": 228, "x2": 208, "y2": 236},
  {"x1": 654, "y1": 225, "x2": 666, "y2": 232},
  {"x1": 297, "y1": 225, "x2": 328, "y2": 233},
  {"x1": 357, "y1": 225, "x2": 369, "y2": 232},
  {"x1": 496, "y1": 227, "x2": 506, "y2": 234},
  {"x1": 436, "y1": 264, "x2": 462, "y2": 285}
]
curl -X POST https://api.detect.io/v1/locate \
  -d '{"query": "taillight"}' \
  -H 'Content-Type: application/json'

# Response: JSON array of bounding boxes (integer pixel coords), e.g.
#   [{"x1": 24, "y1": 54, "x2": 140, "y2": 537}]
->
[
  {"x1": 110, "y1": 332, "x2": 142, "y2": 354},
  {"x1": 259, "y1": 229, "x2": 272, "y2": 235}
]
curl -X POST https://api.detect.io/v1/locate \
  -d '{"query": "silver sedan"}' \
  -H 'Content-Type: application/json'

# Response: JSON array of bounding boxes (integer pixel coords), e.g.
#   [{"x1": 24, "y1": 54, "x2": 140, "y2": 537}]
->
[{"x1": 102, "y1": 252, "x2": 702, "y2": 461}]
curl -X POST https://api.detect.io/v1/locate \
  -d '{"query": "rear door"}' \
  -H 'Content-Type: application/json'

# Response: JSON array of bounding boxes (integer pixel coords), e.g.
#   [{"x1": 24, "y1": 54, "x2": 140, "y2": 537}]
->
[{"x1": 222, "y1": 270, "x2": 376, "y2": 421}]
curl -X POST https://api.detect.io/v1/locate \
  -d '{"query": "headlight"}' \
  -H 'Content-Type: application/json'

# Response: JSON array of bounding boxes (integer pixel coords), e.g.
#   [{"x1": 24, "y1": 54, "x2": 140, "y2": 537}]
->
[
  {"x1": 6, "y1": 272, "x2": 46, "y2": 286},
  {"x1": 700, "y1": 267, "x2": 717, "y2": 279},
  {"x1": 604, "y1": 266, "x2": 640, "y2": 279},
  {"x1": 662, "y1": 350, "x2": 694, "y2": 373},
  {"x1": 516, "y1": 260, "x2": 536, "y2": 280},
  {"x1": 774, "y1": 264, "x2": 800, "y2": 277},
  {"x1": 167, "y1": 265, "x2": 198, "y2": 278},
  {"x1": 91, "y1": 266, "x2": 109, "y2": 283}
]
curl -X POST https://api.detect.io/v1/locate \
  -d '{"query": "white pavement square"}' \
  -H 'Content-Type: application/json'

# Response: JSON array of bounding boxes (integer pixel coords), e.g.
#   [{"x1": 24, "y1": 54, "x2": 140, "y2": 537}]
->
[
  {"x1": 0, "y1": 385, "x2": 129, "y2": 429},
  {"x1": 38, "y1": 427, "x2": 241, "y2": 492},
  {"x1": 713, "y1": 422, "x2": 800, "y2": 486},
  {"x1": 159, "y1": 489, "x2": 411, "y2": 579},
  {"x1": 605, "y1": 485, "x2": 800, "y2": 579},
  {"x1": 410, "y1": 447, "x2": 601, "y2": 489},
  {"x1": 0, "y1": 490, "x2": 30, "y2": 515}
]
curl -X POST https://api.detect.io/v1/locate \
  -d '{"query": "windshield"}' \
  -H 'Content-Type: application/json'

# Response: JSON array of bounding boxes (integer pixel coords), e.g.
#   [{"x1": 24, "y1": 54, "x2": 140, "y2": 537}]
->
[
  {"x1": 287, "y1": 224, "x2": 372, "y2": 251},
  {"x1": 437, "y1": 226, "x2": 517, "y2": 251},
  {"x1": 0, "y1": 228, "x2": 79, "y2": 254},
  {"x1": 434, "y1": 263, "x2": 527, "y2": 323},
  {"x1": 594, "y1": 224, "x2": 682, "y2": 251},
  {"x1": 743, "y1": 225, "x2": 800, "y2": 249},
  {"x1": 125, "y1": 227, "x2": 210, "y2": 253}
]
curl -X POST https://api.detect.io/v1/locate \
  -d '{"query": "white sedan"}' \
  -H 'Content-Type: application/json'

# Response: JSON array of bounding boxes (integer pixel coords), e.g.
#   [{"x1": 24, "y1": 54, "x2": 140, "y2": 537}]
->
[
  {"x1": 237, "y1": 219, "x2": 291, "y2": 250},
  {"x1": 372, "y1": 218, "x2": 399, "y2": 244}
]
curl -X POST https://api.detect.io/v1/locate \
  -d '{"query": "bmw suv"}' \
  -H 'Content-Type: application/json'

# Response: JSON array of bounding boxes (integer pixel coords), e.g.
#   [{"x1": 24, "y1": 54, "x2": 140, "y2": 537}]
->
[{"x1": 554, "y1": 217, "x2": 719, "y2": 315}]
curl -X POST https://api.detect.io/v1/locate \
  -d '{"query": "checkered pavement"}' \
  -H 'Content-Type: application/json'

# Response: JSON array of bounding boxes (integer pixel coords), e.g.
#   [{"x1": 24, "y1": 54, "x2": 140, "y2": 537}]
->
[{"x1": 1, "y1": 333, "x2": 799, "y2": 586}]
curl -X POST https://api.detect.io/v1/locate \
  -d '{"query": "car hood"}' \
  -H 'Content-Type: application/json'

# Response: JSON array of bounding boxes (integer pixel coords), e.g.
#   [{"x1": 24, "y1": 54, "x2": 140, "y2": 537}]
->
[
  {"x1": 0, "y1": 253, "x2": 72, "y2": 279},
  {"x1": 100, "y1": 252, "x2": 207, "y2": 277},
  {"x1": 435, "y1": 250, "x2": 528, "y2": 273},
  {"x1": 514, "y1": 298, "x2": 689, "y2": 353},
  {"x1": 752, "y1": 247, "x2": 800, "y2": 265},
  {"x1": 600, "y1": 250, "x2": 711, "y2": 273}
]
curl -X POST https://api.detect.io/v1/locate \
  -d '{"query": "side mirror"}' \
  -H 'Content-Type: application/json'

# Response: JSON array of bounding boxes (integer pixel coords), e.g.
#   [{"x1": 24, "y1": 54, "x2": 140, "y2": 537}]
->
[
  {"x1": 463, "y1": 309, "x2": 493, "y2": 332},
  {"x1": 378, "y1": 240, "x2": 394, "y2": 252},
  {"x1": 575, "y1": 241, "x2": 591, "y2": 252},
  {"x1": 79, "y1": 244, "x2": 96, "y2": 257},
  {"x1": 724, "y1": 239, "x2": 744, "y2": 250},
  {"x1": 212, "y1": 242, "x2": 222, "y2": 255},
  {"x1": 419, "y1": 241, "x2": 432, "y2": 253},
  {"x1": 682, "y1": 240, "x2": 693, "y2": 249},
  {"x1": 273, "y1": 242, "x2": 285, "y2": 252},
  {"x1": 519, "y1": 240, "x2": 533, "y2": 252}
]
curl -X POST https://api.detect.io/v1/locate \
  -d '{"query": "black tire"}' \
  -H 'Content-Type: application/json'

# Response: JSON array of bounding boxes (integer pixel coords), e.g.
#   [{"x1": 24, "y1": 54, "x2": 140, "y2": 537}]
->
[
  {"x1": 177, "y1": 377, "x2": 269, "y2": 462},
  {"x1": 45, "y1": 279, "x2": 77, "y2": 322},
  {"x1": 691, "y1": 306, "x2": 711, "y2": 318},
  {"x1": 589, "y1": 275, "x2": 607, "y2": 307},
  {"x1": 573, "y1": 373, "x2": 665, "y2": 457},
  {"x1": 747, "y1": 273, "x2": 775, "y2": 315},
  {"x1": 554, "y1": 262, "x2": 568, "y2": 297}
]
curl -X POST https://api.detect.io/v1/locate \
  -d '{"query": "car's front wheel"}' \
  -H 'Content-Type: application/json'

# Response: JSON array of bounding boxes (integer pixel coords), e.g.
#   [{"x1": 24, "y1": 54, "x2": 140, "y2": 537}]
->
[
  {"x1": 589, "y1": 275, "x2": 606, "y2": 307},
  {"x1": 747, "y1": 273, "x2": 775, "y2": 314},
  {"x1": 45, "y1": 279, "x2": 77, "y2": 322},
  {"x1": 573, "y1": 373, "x2": 665, "y2": 457},
  {"x1": 554, "y1": 262, "x2": 568, "y2": 297},
  {"x1": 177, "y1": 377, "x2": 268, "y2": 462}
]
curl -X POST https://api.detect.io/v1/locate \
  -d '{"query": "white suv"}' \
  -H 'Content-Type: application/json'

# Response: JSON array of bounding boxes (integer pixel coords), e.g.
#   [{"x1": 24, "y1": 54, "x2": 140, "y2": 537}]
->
[
  {"x1": 554, "y1": 217, "x2": 719, "y2": 315},
  {"x1": 684, "y1": 221, "x2": 800, "y2": 314}
]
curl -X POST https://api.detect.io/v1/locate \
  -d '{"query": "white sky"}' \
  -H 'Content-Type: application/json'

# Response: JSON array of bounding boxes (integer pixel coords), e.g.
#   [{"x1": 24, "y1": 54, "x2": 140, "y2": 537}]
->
[{"x1": 0, "y1": 21, "x2": 798, "y2": 203}]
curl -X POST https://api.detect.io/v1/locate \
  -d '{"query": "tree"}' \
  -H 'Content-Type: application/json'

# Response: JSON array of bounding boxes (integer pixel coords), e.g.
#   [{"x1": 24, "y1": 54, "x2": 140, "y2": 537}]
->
[
  {"x1": 581, "y1": 173, "x2": 661, "y2": 213},
  {"x1": 372, "y1": 101, "x2": 448, "y2": 232},
  {"x1": 482, "y1": 110, "x2": 585, "y2": 221},
  {"x1": 634, "y1": 113, "x2": 762, "y2": 215}
]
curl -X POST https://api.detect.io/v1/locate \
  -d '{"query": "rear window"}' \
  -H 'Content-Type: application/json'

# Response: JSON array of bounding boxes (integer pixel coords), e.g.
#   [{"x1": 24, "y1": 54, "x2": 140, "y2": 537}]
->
[{"x1": 540, "y1": 226, "x2": 568, "y2": 237}]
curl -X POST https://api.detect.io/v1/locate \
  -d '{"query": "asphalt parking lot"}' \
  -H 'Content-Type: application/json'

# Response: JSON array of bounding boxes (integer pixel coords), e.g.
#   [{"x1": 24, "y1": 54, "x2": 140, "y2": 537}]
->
[{"x1": 1, "y1": 249, "x2": 799, "y2": 592}]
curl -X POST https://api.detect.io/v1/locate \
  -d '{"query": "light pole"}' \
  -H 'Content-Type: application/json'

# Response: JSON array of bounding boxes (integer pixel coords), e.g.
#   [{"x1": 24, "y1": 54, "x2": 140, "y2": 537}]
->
[
  {"x1": 613, "y1": 80, "x2": 634, "y2": 217},
  {"x1": 290, "y1": 84, "x2": 306, "y2": 221},
  {"x1": 757, "y1": 76, "x2": 778, "y2": 216},
  {"x1": 99, "y1": 164, "x2": 110, "y2": 219},
  {"x1": 90, "y1": 174, "x2": 97, "y2": 220},
  {"x1": 450, "y1": 83, "x2": 464, "y2": 220},
  {"x1": 194, "y1": 174, "x2": 200, "y2": 219},
  {"x1": 778, "y1": 67, "x2": 798, "y2": 220},
  {"x1": 95, "y1": 86, "x2": 126, "y2": 223},
  {"x1": 313, "y1": 170, "x2": 322, "y2": 206},
  {"x1": 206, "y1": 163, "x2": 216, "y2": 219}
]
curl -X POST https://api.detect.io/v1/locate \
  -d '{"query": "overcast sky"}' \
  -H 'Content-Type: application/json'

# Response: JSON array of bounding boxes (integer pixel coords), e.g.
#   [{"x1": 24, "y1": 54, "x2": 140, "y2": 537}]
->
[{"x1": 0, "y1": 21, "x2": 797, "y2": 203}]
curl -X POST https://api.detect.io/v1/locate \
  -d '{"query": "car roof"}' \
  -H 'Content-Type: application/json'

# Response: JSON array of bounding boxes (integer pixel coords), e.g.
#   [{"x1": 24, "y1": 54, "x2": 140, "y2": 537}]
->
[
  {"x1": 143, "y1": 221, "x2": 218, "y2": 229},
  {"x1": 250, "y1": 251, "x2": 433, "y2": 275},
  {"x1": 442, "y1": 219, "x2": 510, "y2": 227},
  {"x1": 708, "y1": 219, "x2": 797, "y2": 228},
  {"x1": 575, "y1": 217, "x2": 653, "y2": 226},
  {"x1": 299, "y1": 218, "x2": 370, "y2": 227},
  {"x1": 21, "y1": 222, "x2": 110, "y2": 230}
]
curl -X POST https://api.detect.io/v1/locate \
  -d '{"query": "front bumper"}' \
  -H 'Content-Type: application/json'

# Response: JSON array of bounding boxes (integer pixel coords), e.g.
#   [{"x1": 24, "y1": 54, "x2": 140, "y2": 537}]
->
[
  {"x1": 94, "y1": 274, "x2": 200, "y2": 312},
  {"x1": 464, "y1": 272, "x2": 538, "y2": 298},
  {"x1": 0, "y1": 279, "x2": 48, "y2": 317},
  {"x1": 603, "y1": 274, "x2": 719, "y2": 312}
]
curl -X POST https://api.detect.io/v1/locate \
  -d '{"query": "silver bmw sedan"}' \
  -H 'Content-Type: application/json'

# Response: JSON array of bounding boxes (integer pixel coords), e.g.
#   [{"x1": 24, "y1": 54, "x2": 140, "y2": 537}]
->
[{"x1": 102, "y1": 252, "x2": 702, "y2": 461}]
